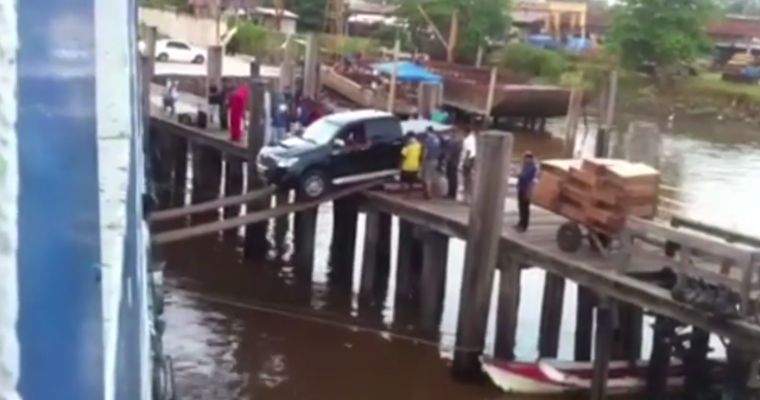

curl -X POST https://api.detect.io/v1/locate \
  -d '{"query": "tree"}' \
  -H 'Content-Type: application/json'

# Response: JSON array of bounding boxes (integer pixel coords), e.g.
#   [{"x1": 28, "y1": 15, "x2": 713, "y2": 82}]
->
[
  {"x1": 395, "y1": 0, "x2": 510, "y2": 62},
  {"x1": 260, "y1": 0, "x2": 329, "y2": 32},
  {"x1": 606, "y1": 0, "x2": 718, "y2": 76}
]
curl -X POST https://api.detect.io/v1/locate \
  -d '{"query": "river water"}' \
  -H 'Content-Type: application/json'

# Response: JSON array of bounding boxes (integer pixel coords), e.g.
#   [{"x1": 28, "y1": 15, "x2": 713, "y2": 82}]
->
[{"x1": 158, "y1": 115, "x2": 760, "y2": 400}]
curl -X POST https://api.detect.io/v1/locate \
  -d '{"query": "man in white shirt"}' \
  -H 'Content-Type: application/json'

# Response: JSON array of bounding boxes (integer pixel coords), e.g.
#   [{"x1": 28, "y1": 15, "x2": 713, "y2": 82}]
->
[{"x1": 460, "y1": 129, "x2": 477, "y2": 203}]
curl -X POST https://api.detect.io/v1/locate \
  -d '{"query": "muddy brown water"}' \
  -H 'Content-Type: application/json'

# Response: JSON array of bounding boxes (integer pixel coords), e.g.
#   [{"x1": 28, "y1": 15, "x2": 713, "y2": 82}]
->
[{"x1": 161, "y1": 116, "x2": 760, "y2": 400}]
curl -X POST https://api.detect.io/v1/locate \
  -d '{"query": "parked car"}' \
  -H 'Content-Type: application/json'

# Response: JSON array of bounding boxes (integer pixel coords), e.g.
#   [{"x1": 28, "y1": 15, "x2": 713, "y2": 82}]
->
[
  {"x1": 257, "y1": 110, "x2": 427, "y2": 199},
  {"x1": 139, "y1": 39, "x2": 206, "y2": 64}
]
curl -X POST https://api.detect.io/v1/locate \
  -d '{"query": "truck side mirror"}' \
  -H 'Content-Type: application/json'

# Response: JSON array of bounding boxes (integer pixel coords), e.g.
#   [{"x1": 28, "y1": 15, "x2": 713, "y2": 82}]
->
[{"x1": 333, "y1": 138, "x2": 345, "y2": 147}]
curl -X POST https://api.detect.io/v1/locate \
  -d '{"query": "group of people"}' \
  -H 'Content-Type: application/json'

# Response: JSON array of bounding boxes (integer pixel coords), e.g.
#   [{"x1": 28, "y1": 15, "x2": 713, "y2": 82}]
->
[
  {"x1": 400, "y1": 127, "x2": 538, "y2": 232},
  {"x1": 399, "y1": 127, "x2": 478, "y2": 200}
]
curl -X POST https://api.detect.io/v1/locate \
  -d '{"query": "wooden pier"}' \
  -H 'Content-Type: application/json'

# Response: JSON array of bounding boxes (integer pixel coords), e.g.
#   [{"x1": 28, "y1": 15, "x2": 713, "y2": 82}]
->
[{"x1": 141, "y1": 27, "x2": 760, "y2": 400}]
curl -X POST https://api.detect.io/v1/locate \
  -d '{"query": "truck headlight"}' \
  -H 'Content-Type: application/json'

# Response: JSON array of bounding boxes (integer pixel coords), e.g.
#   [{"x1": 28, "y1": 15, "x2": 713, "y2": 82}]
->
[{"x1": 277, "y1": 158, "x2": 298, "y2": 168}]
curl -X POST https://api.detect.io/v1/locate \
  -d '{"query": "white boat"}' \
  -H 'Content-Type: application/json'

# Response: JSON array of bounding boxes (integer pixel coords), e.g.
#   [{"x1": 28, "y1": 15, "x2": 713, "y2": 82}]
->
[{"x1": 481, "y1": 357, "x2": 688, "y2": 395}]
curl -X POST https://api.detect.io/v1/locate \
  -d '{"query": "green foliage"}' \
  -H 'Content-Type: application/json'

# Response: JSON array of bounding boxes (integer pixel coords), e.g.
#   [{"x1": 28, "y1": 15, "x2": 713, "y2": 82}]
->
[
  {"x1": 227, "y1": 22, "x2": 285, "y2": 59},
  {"x1": 395, "y1": 0, "x2": 510, "y2": 61},
  {"x1": 606, "y1": 0, "x2": 718, "y2": 72},
  {"x1": 495, "y1": 43, "x2": 567, "y2": 82},
  {"x1": 260, "y1": 0, "x2": 328, "y2": 32}
]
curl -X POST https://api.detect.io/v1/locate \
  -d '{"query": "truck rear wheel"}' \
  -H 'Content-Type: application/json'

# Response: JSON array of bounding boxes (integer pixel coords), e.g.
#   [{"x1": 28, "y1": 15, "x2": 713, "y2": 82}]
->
[{"x1": 298, "y1": 169, "x2": 329, "y2": 200}]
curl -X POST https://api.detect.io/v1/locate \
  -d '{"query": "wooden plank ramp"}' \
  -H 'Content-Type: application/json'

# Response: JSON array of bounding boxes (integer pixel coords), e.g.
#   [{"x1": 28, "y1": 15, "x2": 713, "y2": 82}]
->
[
  {"x1": 153, "y1": 180, "x2": 384, "y2": 244},
  {"x1": 148, "y1": 186, "x2": 277, "y2": 222}
]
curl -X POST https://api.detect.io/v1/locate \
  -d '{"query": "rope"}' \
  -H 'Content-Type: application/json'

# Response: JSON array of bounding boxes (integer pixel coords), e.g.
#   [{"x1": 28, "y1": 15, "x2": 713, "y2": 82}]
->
[{"x1": 168, "y1": 286, "x2": 484, "y2": 353}]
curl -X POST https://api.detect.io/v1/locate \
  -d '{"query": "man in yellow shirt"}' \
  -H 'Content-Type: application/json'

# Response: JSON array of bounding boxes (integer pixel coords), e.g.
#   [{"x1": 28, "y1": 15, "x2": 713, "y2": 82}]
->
[{"x1": 400, "y1": 132, "x2": 422, "y2": 193}]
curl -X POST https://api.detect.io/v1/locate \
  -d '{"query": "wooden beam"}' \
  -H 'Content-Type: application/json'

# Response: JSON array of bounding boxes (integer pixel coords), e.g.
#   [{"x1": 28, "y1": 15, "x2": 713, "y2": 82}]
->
[
  {"x1": 672, "y1": 215, "x2": 760, "y2": 248},
  {"x1": 148, "y1": 186, "x2": 277, "y2": 222},
  {"x1": 154, "y1": 180, "x2": 384, "y2": 244},
  {"x1": 150, "y1": 116, "x2": 247, "y2": 159},
  {"x1": 447, "y1": 11, "x2": 458, "y2": 62},
  {"x1": 626, "y1": 217, "x2": 757, "y2": 266}
]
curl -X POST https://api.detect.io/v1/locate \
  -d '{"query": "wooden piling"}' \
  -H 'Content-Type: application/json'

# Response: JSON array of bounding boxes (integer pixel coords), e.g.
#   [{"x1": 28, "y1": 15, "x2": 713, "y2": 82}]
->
[
  {"x1": 359, "y1": 210, "x2": 392, "y2": 301},
  {"x1": 171, "y1": 137, "x2": 188, "y2": 208},
  {"x1": 141, "y1": 26, "x2": 156, "y2": 129},
  {"x1": 292, "y1": 199, "x2": 317, "y2": 277},
  {"x1": 329, "y1": 196, "x2": 359, "y2": 287},
  {"x1": 538, "y1": 273, "x2": 566, "y2": 358},
  {"x1": 452, "y1": 131, "x2": 513, "y2": 379},
  {"x1": 395, "y1": 220, "x2": 422, "y2": 304},
  {"x1": 154, "y1": 131, "x2": 174, "y2": 209},
  {"x1": 243, "y1": 67, "x2": 269, "y2": 259},
  {"x1": 645, "y1": 316, "x2": 675, "y2": 399},
  {"x1": 273, "y1": 191, "x2": 290, "y2": 253},
  {"x1": 683, "y1": 328, "x2": 711, "y2": 398},
  {"x1": 302, "y1": 33, "x2": 320, "y2": 98},
  {"x1": 574, "y1": 286, "x2": 594, "y2": 361},
  {"x1": 222, "y1": 157, "x2": 244, "y2": 240},
  {"x1": 494, "y1": 253, "x2": 521, "y2": 360},
  {"x1": 616, "y1": 303, "x2": 643, "y2": 360},
  {"x1": 723, "y1": 344, "x2": 753, "y2": 400},
  {"x1": 190, "y1": 145, "x2": 222, "y2": 223},
  {"x1": 590, "y1": 298, "x2": 613, "y2": 400},
  {"x1": 420, "y1": 230, "x2": 449, "y2": 331}
]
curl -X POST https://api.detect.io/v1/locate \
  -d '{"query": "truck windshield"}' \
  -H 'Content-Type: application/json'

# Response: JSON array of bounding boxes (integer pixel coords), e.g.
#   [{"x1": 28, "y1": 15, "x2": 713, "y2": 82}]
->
[{"x1": 301, "y1": 118, "x2": 343, "y2": 145}]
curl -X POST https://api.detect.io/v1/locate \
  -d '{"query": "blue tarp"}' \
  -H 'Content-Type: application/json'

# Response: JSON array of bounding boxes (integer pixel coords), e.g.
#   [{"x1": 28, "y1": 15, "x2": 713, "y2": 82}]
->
[{"x1": 371, "y1": 61, "x2": 443, "y2": 83}]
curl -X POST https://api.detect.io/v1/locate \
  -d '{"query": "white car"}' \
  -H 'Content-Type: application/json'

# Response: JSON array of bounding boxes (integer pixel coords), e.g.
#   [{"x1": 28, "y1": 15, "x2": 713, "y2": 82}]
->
[{"x1": 139, "y1": 39, "x2": 206, "y2": 64}]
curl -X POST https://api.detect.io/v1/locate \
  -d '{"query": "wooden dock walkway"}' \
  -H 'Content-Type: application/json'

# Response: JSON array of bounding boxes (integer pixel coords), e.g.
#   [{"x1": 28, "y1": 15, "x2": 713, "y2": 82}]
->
[{"x1": 364, "y1": 191, "x2": 760, "y2": 351}]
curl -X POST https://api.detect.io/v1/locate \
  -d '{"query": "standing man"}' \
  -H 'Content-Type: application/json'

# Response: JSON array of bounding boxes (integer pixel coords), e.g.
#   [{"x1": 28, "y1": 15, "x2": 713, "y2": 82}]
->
[
  {"x1": 460, "y1": 128, "x2": 477, "y2": 204},
  {"x1": 420, "y1": 127, "x2": 442, "y2": 199},
  {"x1": 443, "y1": 129, "x2": 463, "y2": 199},
  {"x1": 515, "y1": 151, "x2": 538, "y2": 232}
]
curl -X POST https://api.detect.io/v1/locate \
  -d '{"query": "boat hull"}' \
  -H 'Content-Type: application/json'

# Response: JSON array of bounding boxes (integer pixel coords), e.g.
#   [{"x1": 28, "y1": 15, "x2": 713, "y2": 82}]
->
[{"x1": 482, "y1": 358, "x2": 686, "y2": 395}]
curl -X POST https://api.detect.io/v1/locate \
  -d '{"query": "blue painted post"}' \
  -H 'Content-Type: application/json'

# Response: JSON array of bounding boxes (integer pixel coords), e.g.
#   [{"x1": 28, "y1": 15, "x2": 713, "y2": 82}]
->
[{"x1": 11, "y1": 0, "x2": 151, "y2": 400}]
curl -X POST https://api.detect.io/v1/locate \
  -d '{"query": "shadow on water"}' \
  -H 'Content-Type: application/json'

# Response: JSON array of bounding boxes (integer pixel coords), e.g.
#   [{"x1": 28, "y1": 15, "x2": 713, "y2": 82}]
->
[{"x1": 162, "y1": 119, "x2": 760, "y2": 400}]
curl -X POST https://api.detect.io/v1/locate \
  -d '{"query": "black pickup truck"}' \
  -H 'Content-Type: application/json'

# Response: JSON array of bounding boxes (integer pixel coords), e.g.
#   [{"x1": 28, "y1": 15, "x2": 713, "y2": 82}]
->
[{"x1": 256, "y1": 109, "x2": 449, "y2": 199}]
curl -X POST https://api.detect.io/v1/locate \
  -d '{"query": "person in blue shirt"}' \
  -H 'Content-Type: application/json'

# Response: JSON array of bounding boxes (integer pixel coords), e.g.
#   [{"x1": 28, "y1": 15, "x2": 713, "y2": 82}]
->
[{"x1": 515, "y1": 151, "x2": 538, "y2": 232}]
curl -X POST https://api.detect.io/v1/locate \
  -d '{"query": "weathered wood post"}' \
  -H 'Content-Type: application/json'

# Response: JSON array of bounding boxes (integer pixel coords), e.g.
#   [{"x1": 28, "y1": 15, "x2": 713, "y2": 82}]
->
[
  {"x1": 494, "y1": 252, "x2": 521, "y2": 360},
  {"x1": 538, "y1": 273, "x2": 566, "y2": 358},
  {"x1": 171, "y1": 138, "x2": 188, "y2": 207},
  {"x1": 359, "y1": 210, "x2": 392, "y2": 301},
  {"x1": 453, "y1": 131, "x2": 513, "y2": 379},
  {"x1": 244, "y1": 63, "x2": 269, "y2": 259},
  {"x1": 420, "y1": 230, "x2": 449, "y2": 330},
  {"x1": 574, "y1": 286, "x2": 595, "y2": 361},
  {"x1": 683, "y1": 328, "x2": 711, "y2": 398},
  {"x1": 417, "y1": 82, "x2": 442, "y2": 119},
  {"x1": 646, "y1": 316, "x2": 676, "y2": 399},
  {"x1": 292, "y1": 35, "x2": 320, "y2": 275},
  {"x1": 329, "y1": 196, "x2": 360, "y2": 287},
  {"x1": 141, "y1": 26, "x2": 157, "y2": 128},
  {"x1": 302, "y1": 33, "x2": 320, "y2": 99},
  {"x1": 594, "y1": 69, "x2": 618, "y2": 157},
  {"x1": 142, "y1": 27, "x2": 158, "y2": 199},
  {"x1": 206, "y1": 45, "x2": 224, "y2": 126},
  {"x1": 222, "y1": 157, "x2": 244, "y2": 239},
  {"x1": 394, "y1": 220, "x2": 423, "y2": 305},
  {"x1": 590, "y1": 298, "x2": 614, "y2": 400},
  {"x1": 616, "y1": 303, "x2": 643, "y2": 360}
]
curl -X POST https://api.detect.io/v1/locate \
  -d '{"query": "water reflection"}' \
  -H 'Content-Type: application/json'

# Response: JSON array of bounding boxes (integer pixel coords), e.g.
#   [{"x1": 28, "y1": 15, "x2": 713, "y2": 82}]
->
[{"x1": 162, "y1": 117, "x2": 760, "y2": 400}]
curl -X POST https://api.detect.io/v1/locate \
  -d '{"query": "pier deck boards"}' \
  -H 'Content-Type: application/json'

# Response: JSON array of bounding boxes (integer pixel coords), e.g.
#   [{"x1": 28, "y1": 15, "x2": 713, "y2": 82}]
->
[{"x1": 364, "y1": 191, "x2": 760, "y2": 351}]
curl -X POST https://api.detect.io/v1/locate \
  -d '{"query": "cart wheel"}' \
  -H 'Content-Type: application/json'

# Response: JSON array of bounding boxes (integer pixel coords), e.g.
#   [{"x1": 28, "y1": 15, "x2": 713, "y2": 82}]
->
[{"x1": 556, "y1": 222, "x2": 583, "y2": 253}]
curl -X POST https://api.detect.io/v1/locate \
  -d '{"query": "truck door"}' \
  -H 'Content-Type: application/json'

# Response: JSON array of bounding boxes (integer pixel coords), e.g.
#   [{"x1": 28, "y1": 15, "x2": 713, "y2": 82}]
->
[
  {"x1": 365, "y1": 117, "x2": 405, "y2": 173},
  {"x1": 329, "y1": 122, "x2": 373, "y2": 184}
]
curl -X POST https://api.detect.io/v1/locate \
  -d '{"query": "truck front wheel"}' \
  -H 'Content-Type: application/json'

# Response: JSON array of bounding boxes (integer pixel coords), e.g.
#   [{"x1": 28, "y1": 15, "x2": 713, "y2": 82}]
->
[{"x1": 298, "y1": 169, "x2": 329, "y2": 200}]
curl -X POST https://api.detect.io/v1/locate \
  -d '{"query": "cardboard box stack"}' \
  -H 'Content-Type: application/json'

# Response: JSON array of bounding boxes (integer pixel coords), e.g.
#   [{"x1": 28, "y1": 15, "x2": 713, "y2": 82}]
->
[{"x1": 531, "y1": 158, "x2": 660, "y2": 235}]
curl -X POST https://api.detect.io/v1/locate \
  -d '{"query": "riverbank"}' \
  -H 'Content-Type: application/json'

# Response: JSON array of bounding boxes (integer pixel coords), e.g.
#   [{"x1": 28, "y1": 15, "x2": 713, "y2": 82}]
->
[{"x1": 619, "y1": 73, "x2": 760, "y2": 122}]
